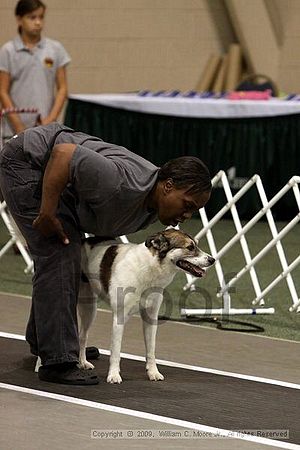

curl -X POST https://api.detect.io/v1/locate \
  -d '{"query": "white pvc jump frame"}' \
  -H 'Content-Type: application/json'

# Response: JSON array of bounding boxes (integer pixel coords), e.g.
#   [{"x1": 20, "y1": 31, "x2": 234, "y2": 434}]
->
[
  {"x1": 0, "y1": 108, "x2": 38, "y2": 273},
  {"x1": 0, "y1": 201, "x2": 34, "y2": 273},
  {"x1": 181, "y1": 170, "x2": 300, "y2": 317}
]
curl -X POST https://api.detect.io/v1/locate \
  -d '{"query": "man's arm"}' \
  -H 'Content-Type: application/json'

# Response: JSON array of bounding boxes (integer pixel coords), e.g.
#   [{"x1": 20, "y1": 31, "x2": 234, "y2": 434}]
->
[
  {"x1": 0, "y1": 71, "x2": 26, "y2": 133},
  {"x1": 39, "y1": 66, "x2": 68, "y2": 125},
  {"x1": 33, "y1": 143, "x2": 77, "y2": 243}
]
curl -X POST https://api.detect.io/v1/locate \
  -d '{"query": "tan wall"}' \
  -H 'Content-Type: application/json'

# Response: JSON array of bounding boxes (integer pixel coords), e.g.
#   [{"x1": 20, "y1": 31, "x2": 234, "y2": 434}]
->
[
  {"x1": 0, "y1": 0, "x2": 299, "y2": 94},
  {"x1": 276, "y1": 0, "x2": 300, "y2": 93}
]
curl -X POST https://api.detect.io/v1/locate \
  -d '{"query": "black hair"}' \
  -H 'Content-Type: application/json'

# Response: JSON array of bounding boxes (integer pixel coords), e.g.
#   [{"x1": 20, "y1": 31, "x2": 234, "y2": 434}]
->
[
  {"x1": 15, "y1": 0, "x2": 46, "y2": 34},
  {"x1": 158, "y1": 156, "x2": 212, "y2": 194}
]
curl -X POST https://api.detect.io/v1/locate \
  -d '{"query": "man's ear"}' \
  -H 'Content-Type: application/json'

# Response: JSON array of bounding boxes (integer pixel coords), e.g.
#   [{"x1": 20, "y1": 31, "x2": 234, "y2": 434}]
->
[
  {"x1": 164, "y1": 178, "x2": 174, "y2": 194},
  {"x1": 145, "y1": 232, "x2": 170, "y2": 259}
]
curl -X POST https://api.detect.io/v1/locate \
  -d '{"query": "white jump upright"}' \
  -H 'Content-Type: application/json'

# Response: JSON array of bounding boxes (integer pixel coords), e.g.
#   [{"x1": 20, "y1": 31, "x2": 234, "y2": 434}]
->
[
  {"x1": 0, "y1": 201, "x2": 33, "y2": 273},
  {"x1": 0, "y1": 108, "x2": 38, "y2": 273},
  {"x1": 181, "y1": 171, "x2": 300, "y2": 317}
]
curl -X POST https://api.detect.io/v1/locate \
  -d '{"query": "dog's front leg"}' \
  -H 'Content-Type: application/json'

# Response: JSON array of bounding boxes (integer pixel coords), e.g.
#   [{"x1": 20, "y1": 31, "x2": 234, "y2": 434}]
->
[
  {"x1": 77, "y1": 279, "x2": 98, "y2": 370},
  {"x1": 107, "y1": 314, "x2": 126, "y2": 384},
  {"x1": 107, "y1": 296, "x2": 134, "y2": 384},
  {"x1": 142, "y1": 297, "x2": 164, "y2": 381}
]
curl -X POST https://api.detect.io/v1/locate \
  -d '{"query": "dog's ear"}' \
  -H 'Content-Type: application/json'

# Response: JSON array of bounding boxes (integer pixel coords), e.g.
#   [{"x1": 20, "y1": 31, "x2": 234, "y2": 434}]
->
[{"x1": 145, "y1": 232, "x2": 170, "y2": 259}]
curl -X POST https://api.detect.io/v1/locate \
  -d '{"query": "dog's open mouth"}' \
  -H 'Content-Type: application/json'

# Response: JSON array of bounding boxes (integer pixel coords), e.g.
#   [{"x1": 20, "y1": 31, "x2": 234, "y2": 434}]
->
[{"x1": 176, "y1": 260, "x2": 206, "y2": 277}]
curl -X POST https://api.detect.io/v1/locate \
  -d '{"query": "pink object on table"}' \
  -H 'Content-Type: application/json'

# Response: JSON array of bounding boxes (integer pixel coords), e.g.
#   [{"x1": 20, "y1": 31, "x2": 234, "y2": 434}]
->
[{"x1": 226, "y1": 90, "x2": 272, "y2": 100}]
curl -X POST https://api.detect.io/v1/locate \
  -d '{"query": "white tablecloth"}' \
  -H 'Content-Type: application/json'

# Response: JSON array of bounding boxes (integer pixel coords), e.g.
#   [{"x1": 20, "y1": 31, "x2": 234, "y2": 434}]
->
[{"x1": 69, "y1": 93, "x2": 300, "y2": 119}]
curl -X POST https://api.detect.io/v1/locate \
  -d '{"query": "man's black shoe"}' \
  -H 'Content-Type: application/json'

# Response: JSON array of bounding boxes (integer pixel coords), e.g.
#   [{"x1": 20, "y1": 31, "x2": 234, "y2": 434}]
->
[
  {"x1": 38, "y1": 362, "x2": 99, "y2": 385},
  {"x1": 86, "y1": 346, "x2": 100, "y2": 360}
]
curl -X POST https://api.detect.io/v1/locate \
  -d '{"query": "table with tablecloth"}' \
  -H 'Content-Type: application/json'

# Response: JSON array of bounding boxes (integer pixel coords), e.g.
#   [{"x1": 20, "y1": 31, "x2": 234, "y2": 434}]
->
[{"x1": 64, "y1": 94, "x2": 300, "y2": 220}]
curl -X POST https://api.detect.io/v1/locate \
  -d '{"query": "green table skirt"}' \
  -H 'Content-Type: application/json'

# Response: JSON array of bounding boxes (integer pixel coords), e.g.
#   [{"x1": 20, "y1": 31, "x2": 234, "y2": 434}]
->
[{"x1": 65, "y1": 99, "x2": 300, "y2": 220}]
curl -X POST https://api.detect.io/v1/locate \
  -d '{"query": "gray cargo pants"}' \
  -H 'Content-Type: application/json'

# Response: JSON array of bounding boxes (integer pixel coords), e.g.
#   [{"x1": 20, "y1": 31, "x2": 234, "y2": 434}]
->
[{"x1": 0, "y1": 134, "x2": 81, "y2": 365}]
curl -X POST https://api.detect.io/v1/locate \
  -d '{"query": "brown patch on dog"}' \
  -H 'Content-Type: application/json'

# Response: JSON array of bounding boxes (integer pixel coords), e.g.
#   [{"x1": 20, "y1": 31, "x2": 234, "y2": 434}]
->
[
  {"x1": 145, "y1": 229, "x2": 198, "y2": 261},
  {"x1": 145, "y1": 232, "x2": 170, "y2": 260},
  {"x1": 163, "y1": 229, "x2": 197, "y2": 254},
  {"x1": 163, "y1": 229, "x2": 194, "y2": 248},
  {"x1": 100, "y1": 245, "x2": 118, "y2": 294}
]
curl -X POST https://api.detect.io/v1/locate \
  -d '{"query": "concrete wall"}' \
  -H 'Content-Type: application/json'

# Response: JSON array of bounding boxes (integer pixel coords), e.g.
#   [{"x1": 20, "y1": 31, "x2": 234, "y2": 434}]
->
[{"x1": 0, "y1": 0, "x2": 299, "y2": 94}]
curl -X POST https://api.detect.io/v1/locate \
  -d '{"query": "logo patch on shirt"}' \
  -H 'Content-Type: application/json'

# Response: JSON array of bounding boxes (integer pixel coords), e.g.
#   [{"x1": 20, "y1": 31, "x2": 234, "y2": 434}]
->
[{"x1": 44, "y1": 57, "x2": 54, "y2": 68}]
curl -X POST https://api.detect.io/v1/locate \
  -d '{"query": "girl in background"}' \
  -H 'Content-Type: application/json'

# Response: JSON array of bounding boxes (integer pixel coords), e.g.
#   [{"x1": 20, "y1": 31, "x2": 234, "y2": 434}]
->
[{"x1": 0, "y1": 0, "x2": 71, "y2": 137}]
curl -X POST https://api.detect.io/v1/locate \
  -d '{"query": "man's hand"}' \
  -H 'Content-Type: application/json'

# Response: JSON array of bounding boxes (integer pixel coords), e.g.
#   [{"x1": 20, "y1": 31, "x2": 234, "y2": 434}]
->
[
  {"x1": 33, "y1": 213, "x2": 69, "y2": 244},
  {"x1": 0, "y1": 72, "x2": 27, "y2": 134}
]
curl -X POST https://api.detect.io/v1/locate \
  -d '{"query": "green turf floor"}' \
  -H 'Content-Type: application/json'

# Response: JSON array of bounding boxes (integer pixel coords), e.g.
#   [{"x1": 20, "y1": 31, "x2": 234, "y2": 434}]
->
[{"x1": 0, "y1": 218, "x2": 299, "y2": 341}]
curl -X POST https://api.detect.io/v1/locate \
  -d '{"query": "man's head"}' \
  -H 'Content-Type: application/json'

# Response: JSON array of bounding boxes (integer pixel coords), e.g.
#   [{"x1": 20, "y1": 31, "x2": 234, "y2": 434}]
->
[
  {"x1": 150, "y1": 156, "x2": 212, "y2": 226},
  {"x1": 15, "y1": 0, "x2": 46, "y2": 37}
]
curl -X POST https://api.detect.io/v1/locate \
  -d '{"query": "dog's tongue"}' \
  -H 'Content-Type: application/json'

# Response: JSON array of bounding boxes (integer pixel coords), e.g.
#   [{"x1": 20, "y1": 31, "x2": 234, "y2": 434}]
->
[{"x1": 176, "y1": 260, "x2": 205, "y2": 277}]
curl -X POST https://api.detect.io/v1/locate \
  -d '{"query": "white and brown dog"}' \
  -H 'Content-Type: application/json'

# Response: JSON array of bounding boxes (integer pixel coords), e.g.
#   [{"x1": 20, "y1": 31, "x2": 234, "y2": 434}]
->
[{"x1": 78, "y1": 229, "x2": 215, "y2": 384}]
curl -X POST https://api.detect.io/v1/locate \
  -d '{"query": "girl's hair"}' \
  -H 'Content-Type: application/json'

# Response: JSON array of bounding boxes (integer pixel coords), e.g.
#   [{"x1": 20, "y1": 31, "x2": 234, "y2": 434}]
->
[
  {"x1": 15, "y1": 0, "x2": 46, "y2": 34},
  {"x1": 158, "y1": 156, "x2": 212, "y2": 194}
]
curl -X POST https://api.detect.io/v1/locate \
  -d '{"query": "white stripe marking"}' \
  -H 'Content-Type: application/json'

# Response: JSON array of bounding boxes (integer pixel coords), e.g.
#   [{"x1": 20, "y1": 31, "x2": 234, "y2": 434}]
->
[
  {"x1": 0, "y1": 291, "x2": 31, "y2": 300},
  {"x1": 100, "y1": 349, "x2": 300, "y2": 390},
  {"x1": 0, "y1": 383, "x2": 298, "y2": 449},
  {"x1": 0, "y1": 331, "x2": 26, "y2": 340},
  {"x1": 0, "y1": 331, "x2": 299, "y2": 390}
]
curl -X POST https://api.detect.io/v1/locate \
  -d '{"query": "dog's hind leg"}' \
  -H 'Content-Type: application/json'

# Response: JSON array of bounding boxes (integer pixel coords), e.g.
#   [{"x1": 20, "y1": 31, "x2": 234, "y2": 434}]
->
[
  {"x1": 142, "y1": 295, "x2": 164, "y2": 381},
  {"x1": 77, "y1": 278, "x2": 98, "y2": 370}
]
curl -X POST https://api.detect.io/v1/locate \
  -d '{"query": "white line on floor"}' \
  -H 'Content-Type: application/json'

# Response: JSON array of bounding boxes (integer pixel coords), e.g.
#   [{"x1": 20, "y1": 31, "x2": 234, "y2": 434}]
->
[
  {"x1": 1, "y1": 331, "x2": 299, "y2": 390},
  {"x1": 0, "y1": 382, "x2": 298, "y2": 450},
  {"x1": 0, "y1": 331, "x2": 26, "y2": 341}
]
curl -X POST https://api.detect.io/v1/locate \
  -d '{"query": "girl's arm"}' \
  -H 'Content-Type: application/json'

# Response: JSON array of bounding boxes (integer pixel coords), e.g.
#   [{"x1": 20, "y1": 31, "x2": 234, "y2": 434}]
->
[
  {"x1": 0, "y1": 71, "x2": 26, "y2": 133},
  {"x1": 39, "y1": 66, "x2": 68, "y2": 125}
]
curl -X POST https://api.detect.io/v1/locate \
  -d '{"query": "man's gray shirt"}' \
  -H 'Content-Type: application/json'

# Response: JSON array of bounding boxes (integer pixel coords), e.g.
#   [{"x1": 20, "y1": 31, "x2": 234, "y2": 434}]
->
[{"x1": 23, "y1": 123, "x2": 159, "y2": 236}]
